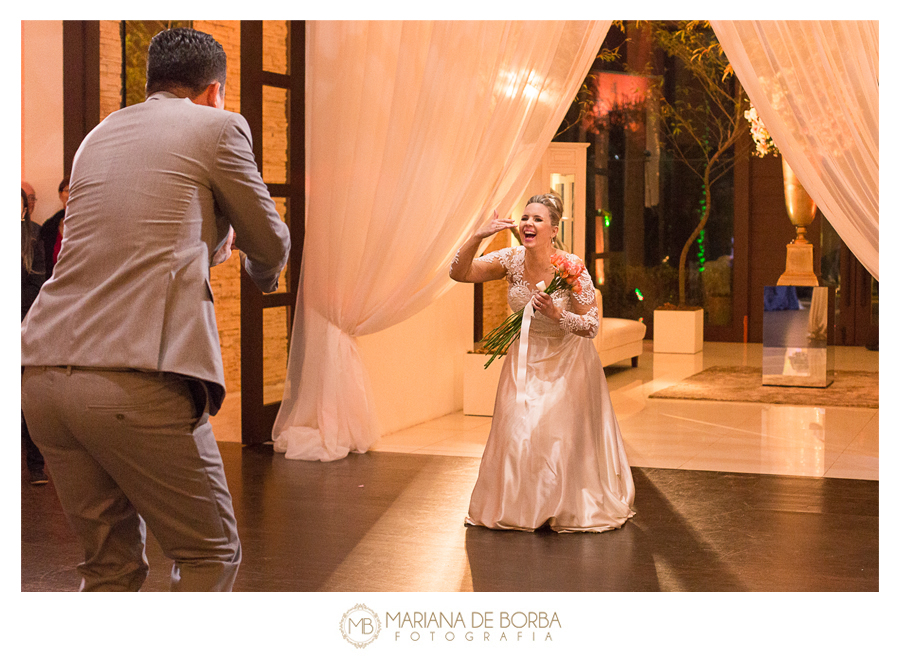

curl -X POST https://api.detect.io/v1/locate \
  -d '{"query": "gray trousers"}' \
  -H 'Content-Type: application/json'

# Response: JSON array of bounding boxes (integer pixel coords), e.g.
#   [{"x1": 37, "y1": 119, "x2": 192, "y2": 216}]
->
[{"x1": 22, "y1": 366, "x2": 241, "y2": 591}]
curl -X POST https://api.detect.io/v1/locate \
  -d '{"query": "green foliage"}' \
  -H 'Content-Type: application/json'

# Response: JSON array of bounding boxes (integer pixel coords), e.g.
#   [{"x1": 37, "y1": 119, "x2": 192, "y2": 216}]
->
[
  {"x1": 643, "y1": 21, "x2": 747, "y2": 306},
  {"x1": 649, "y1": 21, "x2": 742, "y2": 183}
]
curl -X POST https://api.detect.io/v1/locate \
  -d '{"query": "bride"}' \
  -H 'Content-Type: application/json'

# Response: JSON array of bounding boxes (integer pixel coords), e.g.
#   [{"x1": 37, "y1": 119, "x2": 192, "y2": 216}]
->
[{"x1": 450, "y1": 193, "x2": 635, "y2": 533}]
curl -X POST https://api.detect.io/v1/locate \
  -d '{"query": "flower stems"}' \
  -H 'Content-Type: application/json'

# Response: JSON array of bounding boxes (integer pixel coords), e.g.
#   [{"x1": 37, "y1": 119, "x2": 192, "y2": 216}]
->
[{"x1": 481, "y1": 308, "x2": 524, "y2": 368}]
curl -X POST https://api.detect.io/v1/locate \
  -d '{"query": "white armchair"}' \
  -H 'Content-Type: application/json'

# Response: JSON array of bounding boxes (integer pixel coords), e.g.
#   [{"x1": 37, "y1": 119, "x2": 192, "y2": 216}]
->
[{"x1": 592, "y1": 293, "x2": 647, "y2": 368}]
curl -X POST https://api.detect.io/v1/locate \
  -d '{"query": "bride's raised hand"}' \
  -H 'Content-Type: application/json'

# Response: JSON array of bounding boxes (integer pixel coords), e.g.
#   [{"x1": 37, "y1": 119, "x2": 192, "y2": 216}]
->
[{"x1": 474, "y1": 210, "x2": 516, "y2": 240}]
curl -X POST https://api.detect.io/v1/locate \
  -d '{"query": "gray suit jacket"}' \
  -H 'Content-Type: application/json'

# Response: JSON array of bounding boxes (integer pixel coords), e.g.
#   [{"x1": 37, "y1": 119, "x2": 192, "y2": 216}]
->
[{"x1": 21, "y1": 91, "x2": 291, "y2": 415}]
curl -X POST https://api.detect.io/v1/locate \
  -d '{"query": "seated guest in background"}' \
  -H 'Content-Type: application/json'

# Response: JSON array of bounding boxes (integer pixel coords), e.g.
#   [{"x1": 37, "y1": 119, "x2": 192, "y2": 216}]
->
[{"x1": 21, "y1": 27, "x2": 290, "y2": 591}]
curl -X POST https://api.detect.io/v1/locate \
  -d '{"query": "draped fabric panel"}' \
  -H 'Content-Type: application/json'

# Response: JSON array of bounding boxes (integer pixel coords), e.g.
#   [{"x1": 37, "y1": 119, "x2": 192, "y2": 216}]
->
[
  {"x1": 273, "y1": 21, "x2": 611, "y2": 461},
  {"x1": 711, "y1": 20, "x2": 879, "y2": 279}
]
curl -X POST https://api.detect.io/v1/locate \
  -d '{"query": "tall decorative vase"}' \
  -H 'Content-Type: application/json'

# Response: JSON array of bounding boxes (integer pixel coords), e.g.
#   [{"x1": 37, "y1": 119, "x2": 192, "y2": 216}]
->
[{"x1": 776, "y1": 160, "x2": 819, "y2": 286}]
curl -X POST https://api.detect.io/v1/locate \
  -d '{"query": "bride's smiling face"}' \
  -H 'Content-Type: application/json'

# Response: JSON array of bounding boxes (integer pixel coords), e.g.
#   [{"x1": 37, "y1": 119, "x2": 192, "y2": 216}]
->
[{"x1": 519, "y1": 202, "x2": 558, "y2": 249}]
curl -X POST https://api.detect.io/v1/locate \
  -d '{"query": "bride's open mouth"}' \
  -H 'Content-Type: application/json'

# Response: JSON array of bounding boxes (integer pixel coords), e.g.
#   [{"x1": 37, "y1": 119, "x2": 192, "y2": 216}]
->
[{"x1": 521, "y1": 227, "x2": 537, "y2": 242}]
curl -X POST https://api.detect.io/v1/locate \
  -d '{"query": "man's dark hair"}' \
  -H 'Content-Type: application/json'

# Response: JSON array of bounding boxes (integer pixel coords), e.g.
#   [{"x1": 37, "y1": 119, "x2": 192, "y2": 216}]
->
[{"x1": 146, "y1": 28, "x2": 227, "y2": 98}]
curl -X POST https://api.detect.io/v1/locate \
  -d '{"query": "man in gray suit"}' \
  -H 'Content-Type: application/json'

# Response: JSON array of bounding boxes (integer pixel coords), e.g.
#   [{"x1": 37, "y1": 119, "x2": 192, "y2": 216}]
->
[{"x1": 21, "y1": 28, "x2": 290, "y2": 591}]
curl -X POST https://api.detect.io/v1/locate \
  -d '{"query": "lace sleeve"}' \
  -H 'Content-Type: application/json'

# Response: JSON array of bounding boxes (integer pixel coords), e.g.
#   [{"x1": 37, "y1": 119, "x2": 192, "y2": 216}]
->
[
  {"x1": 473, "y1": 247, "x2": 511, "y2": 268},
  {"x1": 559, "y1": 265, "x2": 599, "y2": 338},
  {"x1": 450, "y1": 245, "x2": 510, "y2": 278},
  {"x1": 560, "y1": 305, "x2": 599, "y2": 338},
  {"x1": 572, "y1": 267, "x2": 596, "y2": 305}
]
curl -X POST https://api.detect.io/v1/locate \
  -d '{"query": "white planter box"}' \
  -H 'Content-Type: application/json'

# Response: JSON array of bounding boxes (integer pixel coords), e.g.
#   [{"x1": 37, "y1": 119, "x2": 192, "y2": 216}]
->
[
  {"x1": 463, "y1": 352, "x2": 503, "y2": 416},
  {"x1": 653, "y1": 308, "x2": 704, "y2": 354}
]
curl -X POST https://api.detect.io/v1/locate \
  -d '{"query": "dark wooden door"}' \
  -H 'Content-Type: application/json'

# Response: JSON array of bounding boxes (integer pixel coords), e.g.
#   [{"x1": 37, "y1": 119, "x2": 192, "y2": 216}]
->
[
  {"x1": 834, "y1": 243, "x2": 878, "y2": 348},
  {"x1": 62, "y1": 21, "x2": 101, "y2": 174},
  {"x1": 239, "y1": 21, "x2": 305, "y2": 444}
]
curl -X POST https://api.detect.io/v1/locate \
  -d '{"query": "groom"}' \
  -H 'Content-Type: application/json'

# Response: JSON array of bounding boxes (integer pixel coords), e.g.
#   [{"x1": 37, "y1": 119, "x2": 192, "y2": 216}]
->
[{"x1": 21, "y1": 28, "x2": 290, "y2": 591}]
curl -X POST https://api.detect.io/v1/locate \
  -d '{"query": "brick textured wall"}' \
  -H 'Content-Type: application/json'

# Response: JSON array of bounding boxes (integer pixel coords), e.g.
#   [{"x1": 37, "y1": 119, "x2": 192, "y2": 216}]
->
[
  {"x1": 99, "y1": 21, "x2": 122, "y2": 121},
  {"x1": 263, "y1": 20, "x2": 289, "y2": 74},
  {"x1": 193, "y1": 21, "x2": 241, "y2": 112},
  {"x1": 259, "y1": 23, "x2": 291, "y2": 396}
]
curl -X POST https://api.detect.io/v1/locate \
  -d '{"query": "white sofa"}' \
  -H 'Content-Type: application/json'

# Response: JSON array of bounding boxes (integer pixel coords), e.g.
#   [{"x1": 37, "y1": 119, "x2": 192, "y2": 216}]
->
[
  {"x1": 464, "y1": 298, "x2": 647, "y2": 415},
  {"x1": 593, "y1": 317, "x2": 647, "y2": 368},
  {"x1": 593, "y1": 293, "x2": 647, "y2": 368}
]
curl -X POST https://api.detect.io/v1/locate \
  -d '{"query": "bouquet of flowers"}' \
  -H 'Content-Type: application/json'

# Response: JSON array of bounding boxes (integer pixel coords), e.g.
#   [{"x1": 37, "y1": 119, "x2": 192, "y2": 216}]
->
[
  {"x1": 744, "y1": 104, "x2": 780, "y2": 158},
  {"x1": 481, "y1": 253, "x2": 586, "y2": 368}
]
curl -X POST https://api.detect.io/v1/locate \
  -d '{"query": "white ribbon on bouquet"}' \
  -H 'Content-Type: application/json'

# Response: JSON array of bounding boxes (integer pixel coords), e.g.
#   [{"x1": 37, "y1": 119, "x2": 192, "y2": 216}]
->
[{"x1": 515, "y1": 281, "x2": 547, "y2": 406}]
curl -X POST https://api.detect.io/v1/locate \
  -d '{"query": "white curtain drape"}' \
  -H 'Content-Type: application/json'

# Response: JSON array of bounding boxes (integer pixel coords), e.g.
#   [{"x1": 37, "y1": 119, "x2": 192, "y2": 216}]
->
[
  {"x1": 711, "y1": 20, "x2": 879, "y2": 279},
  {"x1": 273, "y1": 21, "x2": 611, "y2": 461}
]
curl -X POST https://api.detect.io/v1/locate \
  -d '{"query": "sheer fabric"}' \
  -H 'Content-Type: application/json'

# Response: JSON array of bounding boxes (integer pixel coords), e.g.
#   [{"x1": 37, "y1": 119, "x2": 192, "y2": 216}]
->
[
  {"x1": 711, "y1": 20, "x2": 879, "y2": 279},
  {"x1": 273, "y1": 21, "x2": 611, "y2": 461}
]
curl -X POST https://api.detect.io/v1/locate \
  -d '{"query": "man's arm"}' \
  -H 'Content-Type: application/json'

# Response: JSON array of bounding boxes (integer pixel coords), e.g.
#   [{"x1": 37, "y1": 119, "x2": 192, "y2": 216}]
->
[{"x1": 209, "y1": 113, "x2": 290, "y2": 292}]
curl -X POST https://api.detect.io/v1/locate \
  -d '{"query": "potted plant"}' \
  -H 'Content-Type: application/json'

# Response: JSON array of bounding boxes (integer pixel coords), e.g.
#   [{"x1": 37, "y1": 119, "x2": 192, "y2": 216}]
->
[{"x1": 647, "y1": 21, "x2": 747, "y2": 353}]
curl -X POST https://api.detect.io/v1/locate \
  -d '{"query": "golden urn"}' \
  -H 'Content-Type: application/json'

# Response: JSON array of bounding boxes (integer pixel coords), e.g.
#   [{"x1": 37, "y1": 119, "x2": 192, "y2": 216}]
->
[{"x1": 777, "y1": 159, "x2": 819, "y2": 286}]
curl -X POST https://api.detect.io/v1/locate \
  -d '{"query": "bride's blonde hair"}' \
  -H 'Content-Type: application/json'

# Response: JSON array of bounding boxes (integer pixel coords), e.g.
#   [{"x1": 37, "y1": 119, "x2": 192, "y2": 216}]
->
[{"x1": 526, "y1": 192, "x2": 563, "y2": 227}]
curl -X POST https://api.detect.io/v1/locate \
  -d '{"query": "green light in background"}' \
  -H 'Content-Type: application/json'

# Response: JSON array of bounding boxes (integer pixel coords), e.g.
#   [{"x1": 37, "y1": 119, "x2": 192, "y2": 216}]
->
[
  {"x1": 635, "y1": 288, "x2": 644, "y2": 301},
  {"x1": 698, "y1": 228, "x2": 706, "y2": 273}
]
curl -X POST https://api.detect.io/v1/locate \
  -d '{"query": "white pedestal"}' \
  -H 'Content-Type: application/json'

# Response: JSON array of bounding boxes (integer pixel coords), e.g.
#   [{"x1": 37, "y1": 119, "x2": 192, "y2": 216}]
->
[
  {"x1": 653, "y1": 308, "x2": 704, "y2": 354},
  {"x1": 463, "y1": 352, "x2": 503, "y2": 416}
]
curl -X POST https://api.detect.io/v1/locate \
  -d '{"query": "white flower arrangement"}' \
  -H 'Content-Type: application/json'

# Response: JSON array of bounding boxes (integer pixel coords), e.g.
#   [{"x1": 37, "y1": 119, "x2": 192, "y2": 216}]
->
[{"x1": 744, "y1": 104, "x2": 780, "y2": 158}]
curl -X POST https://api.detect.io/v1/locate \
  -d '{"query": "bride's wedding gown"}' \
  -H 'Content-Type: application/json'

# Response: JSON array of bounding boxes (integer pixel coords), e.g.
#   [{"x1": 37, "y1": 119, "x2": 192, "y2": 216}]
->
[{"x1": 466, "y1": 247, "x2": 635, "y2": 533}]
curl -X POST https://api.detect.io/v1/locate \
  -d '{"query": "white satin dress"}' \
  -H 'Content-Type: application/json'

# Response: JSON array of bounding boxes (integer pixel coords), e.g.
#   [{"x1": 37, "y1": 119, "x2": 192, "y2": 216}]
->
[{"x1": 465, "y1": 247, "x2": 635, "y2": 533}]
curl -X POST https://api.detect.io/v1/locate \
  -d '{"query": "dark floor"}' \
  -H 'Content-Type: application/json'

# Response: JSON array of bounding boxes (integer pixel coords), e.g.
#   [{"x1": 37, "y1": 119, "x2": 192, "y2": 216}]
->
[{"x1": 22, "y1": 443, "x2": 879, "y2": 592}]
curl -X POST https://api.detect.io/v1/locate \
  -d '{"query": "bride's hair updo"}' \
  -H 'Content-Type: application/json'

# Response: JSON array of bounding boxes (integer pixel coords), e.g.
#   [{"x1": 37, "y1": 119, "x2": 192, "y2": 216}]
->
[{"x1": 526, "y1": 192, "x2": 563, "y2": 227}]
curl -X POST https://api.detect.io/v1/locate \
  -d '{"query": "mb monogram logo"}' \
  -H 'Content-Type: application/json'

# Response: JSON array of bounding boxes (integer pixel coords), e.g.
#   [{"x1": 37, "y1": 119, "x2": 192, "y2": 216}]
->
[{"x1": 340, "y1": 604, "x2": 382, "y2": 648}]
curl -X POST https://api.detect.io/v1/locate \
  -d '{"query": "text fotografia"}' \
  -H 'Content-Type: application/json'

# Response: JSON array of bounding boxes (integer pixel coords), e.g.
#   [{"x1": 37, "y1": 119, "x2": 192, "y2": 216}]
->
[{"x1": 386, "y1": 611, "x2": 561, "y2": 642}]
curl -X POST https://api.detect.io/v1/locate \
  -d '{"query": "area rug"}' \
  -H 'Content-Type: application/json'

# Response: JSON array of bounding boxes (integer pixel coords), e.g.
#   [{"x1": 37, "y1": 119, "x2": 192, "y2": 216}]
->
[{"x1": 649, "y1": 366, "x2": 878, "y2": 408}]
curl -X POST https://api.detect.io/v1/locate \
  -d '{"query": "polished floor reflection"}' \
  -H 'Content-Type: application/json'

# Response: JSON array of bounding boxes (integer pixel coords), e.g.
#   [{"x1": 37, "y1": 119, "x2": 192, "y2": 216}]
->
[
  {"x1": 22, "y1": 342, "x2": 878, "y2": 591},
  {"x1": 370, "y1": 342, "x2": 879, "y2": 481},
  {"x1": 22, "y1": 445, "x2": 878, "y2": 592}
]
